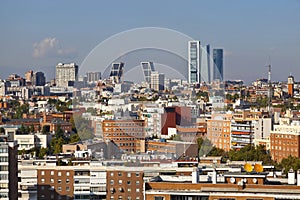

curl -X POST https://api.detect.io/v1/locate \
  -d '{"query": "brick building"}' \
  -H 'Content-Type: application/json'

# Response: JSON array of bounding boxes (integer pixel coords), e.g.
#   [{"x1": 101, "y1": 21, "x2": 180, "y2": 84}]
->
[
  {"x1": 206, "y1": 113, "x2": 232, "y2": 151},
  {"x1": 102, "y1": 120, "x2": 146, "y2": 153},
  {"x1": 37, "y1": 168, "x2": 74, "y2": 200},
  {"x1": 270, "y1": 122, "x2": 300, "y2": 162},
  {"x1": 106, "y1": 169, "x2": 144, "y2": 200}
]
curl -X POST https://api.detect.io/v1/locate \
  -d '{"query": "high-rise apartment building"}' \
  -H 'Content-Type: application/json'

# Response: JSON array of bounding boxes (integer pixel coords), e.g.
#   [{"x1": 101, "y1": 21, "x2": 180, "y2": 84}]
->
[
  {"x1": 32, "y1": 71, "x2": 46, "y2": 86},
  {"x1": 110, "y1": 62, "x2": 124, "y2": 84},
  {"x1": 188, "y1": 41, "x2": 201, "y2": 83},
  {"x1": 207, "y1": 113, "x2": 232, "y2": 151},
  {"x1": 55, "y1": 63, "x2": 79, "y2": 87},
  {"x1": 87, "y1": 72, "x2": 101, "y2": 84},
  {"x1": 150, "y1": 72, "x2": 164, "y2": 91},
  {"x1": 213, "y1": 48, "x2": 224, "y2": 81},
  {"x1": 0, "y1": 135, "x2": 18, "y2": 200},
  {"x1": 141, "y1": 62, "x2": 155, "y2": 84},
  {"x1": 25, "y1": 70, "x2": 33, "y2": 85}
]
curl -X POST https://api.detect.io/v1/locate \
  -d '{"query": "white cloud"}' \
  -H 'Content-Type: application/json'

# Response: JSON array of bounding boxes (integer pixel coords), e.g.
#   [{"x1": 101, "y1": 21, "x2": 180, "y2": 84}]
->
[{"x1": 32, "y1": 37, "x2": 77, "y2": 58}]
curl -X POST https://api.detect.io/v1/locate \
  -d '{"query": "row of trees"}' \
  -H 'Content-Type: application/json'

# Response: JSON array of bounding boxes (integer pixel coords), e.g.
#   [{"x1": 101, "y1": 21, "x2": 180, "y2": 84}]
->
[{"x1": 197, "y1": 137, "x2": 300, "y2": 175}]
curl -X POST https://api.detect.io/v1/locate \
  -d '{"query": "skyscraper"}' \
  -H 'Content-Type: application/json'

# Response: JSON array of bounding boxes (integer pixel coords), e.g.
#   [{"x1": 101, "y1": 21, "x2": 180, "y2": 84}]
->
[
  {"x1": 200, "y1": 44, "x2": 211, "y2": 83},
  {"x1": 141, "y1": 62, "x2": 155, "y2": 84},
  {"x1": 55, "y1": 63, "x2": 79, "y2": 87},
  {"x1": 109, "y1": 62, "x2": 124, "y2": 84},
  {"x1": 213, "y1": 49, "x2": 224, "y2": 81},
  {"x1": 188, "y1": 41, "x2": 201, "y2": 83},
  {"x1": 150, "y1": 71, "x2": 165, "y2": 91}
]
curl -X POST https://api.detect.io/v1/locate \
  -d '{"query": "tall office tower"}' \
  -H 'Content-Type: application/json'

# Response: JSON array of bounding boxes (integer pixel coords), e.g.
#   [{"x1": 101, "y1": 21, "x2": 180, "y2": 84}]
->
[
  {"x1": 288, "y1": 74, "x2": 294, "y2": 97},
  {"x1": 200, "y1": 44, "x2": 211, "y2": 83},
  {"x1": 87, "y1": 72, "x2": 101, "y2": 84},
  {"x1": 32, "y1": 71, "x2": 46, "y2": 86},
  {"x1": 55, "y1": 63, "x2": 79, "y2": 87},
  {"x1": 188, "y1": 41, "x2": 201, "y2": 83},
  {"x1": 110, "y1": 62, "x2": 124, "y2": 84},
  {"x1": 0, "y1": 135, "x2": 18, "y2": 200},
  {"x1": 213, "y1": 49, "x2": 224, "y2": 81},
  {"x1": 25, "y1": 70, "x2": 33, "y2": 85},
  {"x1": 150, "y1": 71, "x2": 165, "y2": 91},
  {"x1": 141, "y1": 62, "x2": 155, "y2": 84}
]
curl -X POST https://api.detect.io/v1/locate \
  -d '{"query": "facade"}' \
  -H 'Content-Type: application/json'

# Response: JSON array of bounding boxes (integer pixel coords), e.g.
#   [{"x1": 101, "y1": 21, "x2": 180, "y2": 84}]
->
[
  {"x1": 150, "y1": 72, "x2": 165, "y2": 91},
  {"x1": 206, "y1": 113, "x2": 232, "y2": 151},
  {"x1": 55, "y1": 63, "x2": 79, "y2": 88},
  {"x1": 0, "y1": 136, "x2": 18, "y2": 200},
  {"x1": 37, "y1": 168, "x2": 74, "y2": 200},
  {"x1": 141, "y1": 62, "x2": 155, "y2": 84},
  {"x1": 87, "y1": 72, "x2": 101, "y2": 84},
  {"x1": 200, "y1": 44, "x2": 211, "y2": 83},
  {"x1": 230, "y1": 121, "x2": 255, "y2": 149},
  {"x1": 213, "y1": 48, "x2": 223, "y2": 81},
  {"x1": 106, "y1": 170, "x2": 144, "y2": 200},
  {"x1": 188, "y1": 41, "x2": 201, "y2": 83},
  {"x1": 102, "y1": 120, "x2": 146, "y2": 153},
  {"x1": 110, "y1": 62, "x2": 124, "y2": 84},
  {"x1": 270, "y1": 122, "x2": 300, "y2": 162},
  {"x1": 25, "y1": 70, "x2": 33, "y2": 85}
]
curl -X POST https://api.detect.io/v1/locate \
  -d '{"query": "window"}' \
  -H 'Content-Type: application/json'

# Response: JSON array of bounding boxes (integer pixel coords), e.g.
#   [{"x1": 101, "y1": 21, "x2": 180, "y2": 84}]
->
[
  {"x1": 58, "y1": 187, "x2": 62, "y2": 191},
  {"x1": 66, "y1": 171, "x2": 70, "y2": 176},
  {"x1": 110, "y1": 172, "x2": 114, "y2": 177},
  {"x1": 118, "y1": 180, "x2": 122, "y2": 184},
  {"x1": 58, "y1": 172, "x2": 62, "y2": 176},
  {"x1": 154, "y1": 197, "x2": 164, "y2": 200},
  {"x1": 127, "y1": 188, "x2": 131, "y2": 192},
  {"x1": 136, "y1": 188, "x2": 140, "y2": 192},
  {"x1": 41, "y1": 186, "x2": 45, "y2": 190},
  {"x1": 127, "y1": 173, "x2": 131, "y2": 177},
  {"x1": 118, "y1": 172, "x2": 122, "y2": 176},
  {"x1": 127, "y1": 181, "x2": 131, "y2": 185},
  {"x1": 50, "y1": 179, "x2": 54, "y2": 183},
  {"x1": 110, "y1": 180, "x2": 114, "y2": 185},
  {"x1": 58, "y1": 179, "x2": 62, "y2": 184},
  {"x1": 51, "y1": 171, "x2": 54, "y2": 175},
  {"x1": 135, "y1": 173, "x2": 140, "y2": 177},
  {"x1": 41, "y1": 171, "x2": 45, "y2": 175},
  {"x1": 66, "y1": 187, "x2": 70, "y2": 191},
  {"x1": 66, "y1": 179, "x2": 70, "y2": 183},
  {"x1": 41, "y1": 178, "x2": 45, "y2": 183},
  {"x1": 136, "y1": 181, "x2": 140, "y2": 185}
]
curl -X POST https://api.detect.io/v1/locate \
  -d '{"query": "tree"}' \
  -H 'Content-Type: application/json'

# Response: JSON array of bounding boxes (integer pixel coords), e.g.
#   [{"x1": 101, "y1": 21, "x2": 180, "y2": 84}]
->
[
  {"x1": 42, "y1": 125, "x2": 50, "y2": 134},
  {"x1": 29, "y1": 124, "x2": 35, "y2": 133},
  {"x1": 70, "y1": 133, "x2": 80, "y2": 143},
  {"x1": 0, "y1": 127, "x2": 5, "y2": 134},
  {"x1": 277, "y1": 156, "x2": 300, "y2": 175},
  {"x1": 38, "y1": 147, "x2": 49, "y2": 159}
]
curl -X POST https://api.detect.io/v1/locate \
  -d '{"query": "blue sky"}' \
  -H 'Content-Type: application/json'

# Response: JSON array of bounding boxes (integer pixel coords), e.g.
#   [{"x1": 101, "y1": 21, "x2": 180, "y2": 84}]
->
[{"x1": 0, "y1": 0, "x2": 299, "y2": 83}]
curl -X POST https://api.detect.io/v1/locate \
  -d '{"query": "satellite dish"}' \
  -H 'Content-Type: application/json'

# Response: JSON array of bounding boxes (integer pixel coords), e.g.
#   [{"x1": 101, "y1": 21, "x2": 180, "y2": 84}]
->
[
  {"x1": 244, "y1": 163, "x2": 253, "y2": 172},
  {"x1": 254, "y1": 163, "x2": 263, "y2": 172},
  {"x1": 230, "y1": 177, "x2": 235, "y2": 183},
  {"x1": 253, "y1": 178, "x2": 257, "y2": 183}
]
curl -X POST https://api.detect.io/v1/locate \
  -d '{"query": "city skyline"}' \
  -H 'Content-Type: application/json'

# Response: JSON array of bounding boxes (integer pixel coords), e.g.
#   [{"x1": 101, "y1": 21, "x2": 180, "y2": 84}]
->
[{"x1": 0, "y1": 1, "x2": 299, "y2": 84}]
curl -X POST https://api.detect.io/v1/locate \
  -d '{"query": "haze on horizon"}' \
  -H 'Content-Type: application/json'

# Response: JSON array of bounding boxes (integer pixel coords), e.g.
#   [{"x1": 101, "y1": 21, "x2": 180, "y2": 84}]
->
[{"x1": 0, "y1": 0, "x2": 299, "y2": 84}]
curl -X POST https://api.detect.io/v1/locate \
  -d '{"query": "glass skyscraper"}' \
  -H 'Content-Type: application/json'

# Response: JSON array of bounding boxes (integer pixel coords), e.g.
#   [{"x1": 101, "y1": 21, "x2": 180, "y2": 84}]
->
[
  {"x1": 188, "y1": 41, "x2": 201, "y2": 83},
  {"x1": 213, "y1": 49, "x2": 223, "y2": 81},
  {"x1": 141, "y1": 62, "x2": 155, "y2": 84}
]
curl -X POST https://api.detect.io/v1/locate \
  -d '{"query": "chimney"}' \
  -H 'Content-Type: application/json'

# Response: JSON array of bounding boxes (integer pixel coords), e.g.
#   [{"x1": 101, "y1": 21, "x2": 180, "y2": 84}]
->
[
  {"x1": 212, "y1": 169, "x2": 217, "y2": 184},
  {"x1": 192, "y1": 167, "x2": 199, "y2": 183},
  {"x1": 297, "y1": 170, "x2": 300, "y2": 186},
  {"x1": 288, "y1": 168, "x2": 296, "y2": 185}
]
